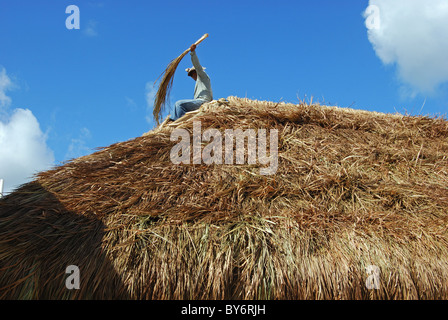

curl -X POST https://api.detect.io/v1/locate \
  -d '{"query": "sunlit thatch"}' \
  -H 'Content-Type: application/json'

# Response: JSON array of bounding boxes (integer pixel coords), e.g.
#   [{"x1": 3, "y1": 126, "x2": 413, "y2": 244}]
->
[{"x1": 1, "y1": 97, "x2": 447, "y2": 299}]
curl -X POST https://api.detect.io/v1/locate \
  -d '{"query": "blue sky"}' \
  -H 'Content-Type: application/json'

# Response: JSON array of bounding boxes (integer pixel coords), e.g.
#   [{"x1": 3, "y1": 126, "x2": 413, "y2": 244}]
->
[{"x1": 1, "y1": 0, "x2": 448, "y2": 193}]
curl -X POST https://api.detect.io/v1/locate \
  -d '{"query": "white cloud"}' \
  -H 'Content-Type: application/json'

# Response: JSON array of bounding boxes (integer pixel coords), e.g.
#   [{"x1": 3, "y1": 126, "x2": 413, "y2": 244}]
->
[
  {"x1": 65, "y1": 127, "x2": 92, "y2": 160},
  {"x1": 84, "y1": 19, "x2": 98, "y2": 37},
  {"x1": 145, "y1": 81, "x2": 157, "y2": 124},
  {"x1": 0, "y1": 67, "x2": 13, "y2": 108},
  {"x1": 0, "y1": 109, "x2": 55, "y2": 194},
  {"x1": 364, "y1": 0, "x2": 448, "y2": 96},
  {"x1": 125, "y1": 96, "x2": 137, "y2": 110},
  {"x1": 0, "y1": 67, "x2": 54, "y2": 195},
  {"x1": 88, "y1": 2, "x2": 104, "y2": 8}
]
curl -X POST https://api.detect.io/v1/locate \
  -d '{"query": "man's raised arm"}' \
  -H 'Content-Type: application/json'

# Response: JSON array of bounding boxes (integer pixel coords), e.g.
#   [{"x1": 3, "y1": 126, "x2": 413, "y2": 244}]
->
[{"x1": 189, "y1": 44, "x2": 206, "y2": 75}]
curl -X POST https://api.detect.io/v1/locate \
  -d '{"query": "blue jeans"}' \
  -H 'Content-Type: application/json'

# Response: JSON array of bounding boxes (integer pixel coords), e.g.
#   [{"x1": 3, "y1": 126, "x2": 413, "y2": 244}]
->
[{"x1": 171, "y1": 99, "x2": 206, "y2": 121}]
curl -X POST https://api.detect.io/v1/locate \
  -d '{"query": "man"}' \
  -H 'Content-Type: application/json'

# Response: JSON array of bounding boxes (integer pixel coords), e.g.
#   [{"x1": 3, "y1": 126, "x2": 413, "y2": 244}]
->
[{"x1": 170, "y1": 44, "x2": 213, "y2": 121}]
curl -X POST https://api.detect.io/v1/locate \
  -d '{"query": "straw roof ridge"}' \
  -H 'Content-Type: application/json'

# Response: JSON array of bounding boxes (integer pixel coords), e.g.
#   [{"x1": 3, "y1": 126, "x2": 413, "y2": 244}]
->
[{"x1": 0, "y1": 96, "x2": 447, "y2": 299}]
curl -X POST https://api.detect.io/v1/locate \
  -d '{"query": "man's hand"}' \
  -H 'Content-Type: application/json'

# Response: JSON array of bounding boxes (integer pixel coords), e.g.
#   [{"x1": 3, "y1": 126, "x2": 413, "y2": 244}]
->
[{"x1": 190, "y1": 44, "x2": 196, "y2": 52}]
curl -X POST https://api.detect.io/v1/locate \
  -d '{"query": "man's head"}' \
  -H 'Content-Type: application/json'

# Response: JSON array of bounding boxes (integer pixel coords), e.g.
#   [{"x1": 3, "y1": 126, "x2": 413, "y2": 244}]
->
[
  {"x1": 185, "y1": 66, "x2": 205, "y2": 81},
  {"x1": 188, "y1": 69, "x2": 197, "y2": 81}
]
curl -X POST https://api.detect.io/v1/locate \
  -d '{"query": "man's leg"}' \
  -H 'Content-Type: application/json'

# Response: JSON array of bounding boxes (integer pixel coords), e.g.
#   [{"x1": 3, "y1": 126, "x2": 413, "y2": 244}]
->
[{"x1": 171, "y1": 99, "x2": 205, "y2": 121}]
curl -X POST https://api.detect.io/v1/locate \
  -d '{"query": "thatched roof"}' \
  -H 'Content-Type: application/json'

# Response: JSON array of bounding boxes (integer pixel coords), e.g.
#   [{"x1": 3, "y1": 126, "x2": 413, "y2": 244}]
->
[{"x1": 1, "y1": 96, "x2": 448, "y2": 299}]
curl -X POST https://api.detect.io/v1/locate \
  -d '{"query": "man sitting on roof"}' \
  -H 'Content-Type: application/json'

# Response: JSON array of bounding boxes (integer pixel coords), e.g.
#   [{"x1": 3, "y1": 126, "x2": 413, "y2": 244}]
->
[{"x1": 170, "y1": 44, "x2": 213, "y2": 121}]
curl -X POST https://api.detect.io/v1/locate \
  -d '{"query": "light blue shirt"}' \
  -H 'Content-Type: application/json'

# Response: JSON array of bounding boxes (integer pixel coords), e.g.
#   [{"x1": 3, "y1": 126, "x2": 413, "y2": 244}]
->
[{"x1": 190, "y1": 51, "x2": 213, "y2": 102}]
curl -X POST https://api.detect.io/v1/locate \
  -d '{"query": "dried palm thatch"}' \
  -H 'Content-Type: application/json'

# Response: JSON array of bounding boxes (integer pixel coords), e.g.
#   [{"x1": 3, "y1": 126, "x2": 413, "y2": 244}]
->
[
  {"x1": 1, "y1": 96, "x2": 448, "y2": 299},
  {"x1": 153, "y1": 34, "x2": 209, "y2": 124}
]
